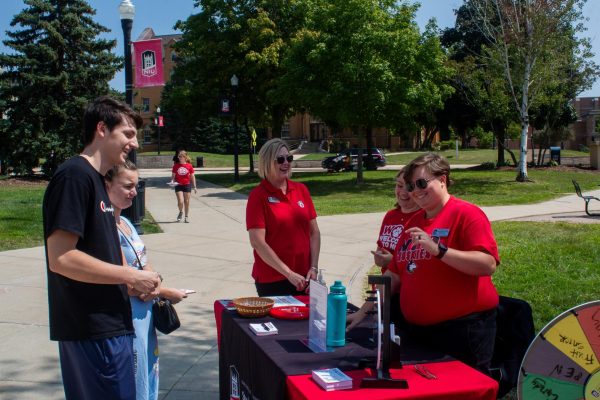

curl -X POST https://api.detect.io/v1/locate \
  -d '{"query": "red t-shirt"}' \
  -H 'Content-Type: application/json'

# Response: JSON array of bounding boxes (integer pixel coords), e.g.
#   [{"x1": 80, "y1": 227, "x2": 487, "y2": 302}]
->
[
  {"x1": 172, "y1": 163, "x2": 194, "y2": 185},
  {"x1": 246, "y1": 179, "x2": 317, "y2": 283},
  {"x1": 390, "y1": 196, "x2": 500, "y2": 326},
  {"x1": 376, "y1": 208, "x2": 418, "y2": 274}
]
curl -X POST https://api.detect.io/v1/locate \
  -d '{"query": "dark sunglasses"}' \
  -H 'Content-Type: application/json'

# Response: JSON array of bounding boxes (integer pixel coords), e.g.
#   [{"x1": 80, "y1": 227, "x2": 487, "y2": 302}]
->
[
  {"x1": 276, "y1": 155, "x2": 294, "y2": 164},
  {"x1": 406, "y1": 177, "x2": 436, "y2": 193}
]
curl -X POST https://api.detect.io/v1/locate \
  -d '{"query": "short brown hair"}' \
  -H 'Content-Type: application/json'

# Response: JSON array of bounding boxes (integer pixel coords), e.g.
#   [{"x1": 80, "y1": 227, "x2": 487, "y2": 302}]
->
[
  {"x1": 83, "y1": 96, "x2": 143, "y2": 146},
  {"x1": 404, "y1": 153, "x2": 452, "y2": 188}
]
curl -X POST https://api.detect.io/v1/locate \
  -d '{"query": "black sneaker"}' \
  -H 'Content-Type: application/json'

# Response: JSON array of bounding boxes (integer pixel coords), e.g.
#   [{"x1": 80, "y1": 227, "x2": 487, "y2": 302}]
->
[{"x1": 177, "y1": 211, "x2": 183, "y2": 222}]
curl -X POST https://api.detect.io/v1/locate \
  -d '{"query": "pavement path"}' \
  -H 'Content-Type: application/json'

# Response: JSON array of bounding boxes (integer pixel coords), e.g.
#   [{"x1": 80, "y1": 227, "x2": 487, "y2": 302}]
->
[{"x1": 1, "y1": 168, "x2": 599, "y2": 399}]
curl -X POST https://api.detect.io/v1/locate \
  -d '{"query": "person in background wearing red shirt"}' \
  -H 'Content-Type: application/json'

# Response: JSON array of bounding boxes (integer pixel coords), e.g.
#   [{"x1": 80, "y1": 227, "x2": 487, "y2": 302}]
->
[
  {"x1": 371, "y1": 168, "x2": 420, "y2": 326},
  {"x1": 246, "y1": 138, "x2": 321, "y2": 296},
  {"x1": 170, "y1": 150, "x2": 197, "y2": 223},
  {"x1": 348, "y1": 153, "x2": 499, "y2": 376}
]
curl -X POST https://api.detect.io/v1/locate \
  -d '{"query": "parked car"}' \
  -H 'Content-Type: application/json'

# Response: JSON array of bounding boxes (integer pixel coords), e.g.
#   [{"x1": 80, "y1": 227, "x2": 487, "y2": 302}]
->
[{"x1": 321, "y1": 148, "x2": 386, "y2": 171}]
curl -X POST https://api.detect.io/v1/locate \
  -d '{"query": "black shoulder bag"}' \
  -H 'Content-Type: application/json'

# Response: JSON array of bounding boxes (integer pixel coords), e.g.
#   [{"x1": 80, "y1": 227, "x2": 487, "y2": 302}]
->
[{"x1": 118, "y1": 224, "x2": 181, "y2": 335}]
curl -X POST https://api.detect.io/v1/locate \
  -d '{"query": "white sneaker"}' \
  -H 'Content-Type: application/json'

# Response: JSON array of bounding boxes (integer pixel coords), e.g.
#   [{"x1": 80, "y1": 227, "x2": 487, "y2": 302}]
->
[{"x1": 184, "y1": 216, "x2": 189, "y2": 223}]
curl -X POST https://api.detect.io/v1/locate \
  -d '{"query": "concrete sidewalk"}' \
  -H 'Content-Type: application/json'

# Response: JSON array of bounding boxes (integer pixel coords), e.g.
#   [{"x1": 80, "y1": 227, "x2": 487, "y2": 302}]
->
[{"x1": 1, "y1": 172, "x2": 599, "y2": 399}]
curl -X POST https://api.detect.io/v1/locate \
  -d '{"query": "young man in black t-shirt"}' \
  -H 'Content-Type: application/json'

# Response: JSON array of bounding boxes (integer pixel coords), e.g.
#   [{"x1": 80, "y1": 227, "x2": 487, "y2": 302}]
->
[{"x1": 43, "y1": 96, "x2": 162, "y2": 399}]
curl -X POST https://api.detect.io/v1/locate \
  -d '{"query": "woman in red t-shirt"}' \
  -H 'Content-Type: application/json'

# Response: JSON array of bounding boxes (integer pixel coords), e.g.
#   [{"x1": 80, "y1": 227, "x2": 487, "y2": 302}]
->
[
  {"x1": 349, "y1": 153, "x2": 500, "y2": 376},
  {"x1": 170, "y1": 150, "x2": 197, "y2": 223},
  {"x1": 371, "y1": 168, "x2": 420, "y2": 326},
  {"x1": 372, "y1": 168, "x2": 420, "y2": 274},
  {"x1": 246, "y1": 138, "x2": 321, "y2": 296}
]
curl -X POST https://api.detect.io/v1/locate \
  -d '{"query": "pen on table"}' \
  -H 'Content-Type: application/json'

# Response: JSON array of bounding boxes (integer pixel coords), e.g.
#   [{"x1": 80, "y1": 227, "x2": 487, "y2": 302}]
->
[{"x1": 261, "y1": 323, "x2": 270, "y2": 331}]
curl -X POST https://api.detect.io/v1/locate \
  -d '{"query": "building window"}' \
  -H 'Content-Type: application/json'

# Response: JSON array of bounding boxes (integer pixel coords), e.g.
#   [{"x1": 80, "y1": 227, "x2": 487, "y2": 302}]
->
[
  {"x1": 281, "y1": 123, "x2": 290, "y2": 138},
  {"x1": 143, "y1": 125, "x2": 152, "y2": 144},
  {"x1": 171, "y1": 51, "x2": 177, "y2": 62},
  {"x1": 142, "y1": 98, "x2": 150, "y2": 113}
]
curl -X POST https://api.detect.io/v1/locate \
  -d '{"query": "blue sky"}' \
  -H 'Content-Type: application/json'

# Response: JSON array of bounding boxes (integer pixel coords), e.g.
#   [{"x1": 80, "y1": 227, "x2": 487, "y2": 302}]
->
[{"x1": 1, "y1": 0, "x2": 598, "y2": 96}]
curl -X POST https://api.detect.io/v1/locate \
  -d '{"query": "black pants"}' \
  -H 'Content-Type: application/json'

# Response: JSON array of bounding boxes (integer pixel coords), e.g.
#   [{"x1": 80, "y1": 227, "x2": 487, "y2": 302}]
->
[
  {"x1": 404, "y1": 308, "x2": 497, "y2": 376},
  {"x1": 255, "y1": 279, "x2": 305, "y2": 297}
]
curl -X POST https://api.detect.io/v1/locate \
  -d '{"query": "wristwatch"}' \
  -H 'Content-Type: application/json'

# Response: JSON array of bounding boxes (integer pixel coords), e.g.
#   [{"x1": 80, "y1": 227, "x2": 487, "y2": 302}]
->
[{"x1": 436, "y1": 243, "x2": 448, "y2": 259}]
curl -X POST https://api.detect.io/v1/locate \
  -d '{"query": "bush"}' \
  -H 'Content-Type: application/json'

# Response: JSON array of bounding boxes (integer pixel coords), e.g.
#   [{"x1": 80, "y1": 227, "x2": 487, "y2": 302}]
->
[
  {"x1": 437, "y1": 140, "x2": 456, "y2": 151},
  {"x1": 479, "y1": 161, "x2": 497, "y2": 170}
]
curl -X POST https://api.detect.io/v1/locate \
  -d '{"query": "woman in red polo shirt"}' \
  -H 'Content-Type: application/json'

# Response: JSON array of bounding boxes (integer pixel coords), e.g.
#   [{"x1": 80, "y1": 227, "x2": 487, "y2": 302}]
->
[{"x1": 246, "y1": 138, "x2": 321, "y2": 296}]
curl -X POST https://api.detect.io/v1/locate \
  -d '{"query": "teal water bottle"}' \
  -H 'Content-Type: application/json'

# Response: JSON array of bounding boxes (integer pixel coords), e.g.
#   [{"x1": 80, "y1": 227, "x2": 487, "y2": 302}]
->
[{"x1": 326, "y1": 280, "x2": 347, "y2": 347}]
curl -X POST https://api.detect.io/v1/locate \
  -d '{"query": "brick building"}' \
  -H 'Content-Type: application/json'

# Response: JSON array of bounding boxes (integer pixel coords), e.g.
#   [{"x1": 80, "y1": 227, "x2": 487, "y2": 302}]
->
[{"x1": 569, "y1": 97, "x2": 600, "y2": 149}]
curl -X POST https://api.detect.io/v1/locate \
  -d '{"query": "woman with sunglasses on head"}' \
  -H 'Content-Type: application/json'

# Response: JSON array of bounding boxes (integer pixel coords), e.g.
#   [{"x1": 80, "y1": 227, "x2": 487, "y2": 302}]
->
[
  {"x1": 105, "y1": 160, "x2": 187, "y2": 400},
  {"x1": 349, "y1": 153, "x2": 499, "y2": 376},
  {"x1": 170, "y1": 150, "x2": 197, "y2": 223},
  {"x1": 246, "y1": 138, "x2": 321, "y2": 296}
]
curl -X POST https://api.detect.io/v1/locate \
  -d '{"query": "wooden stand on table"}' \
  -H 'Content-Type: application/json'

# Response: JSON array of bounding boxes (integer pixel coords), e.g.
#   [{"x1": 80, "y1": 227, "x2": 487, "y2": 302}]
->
[{"x1": 360, "y1": 275, "x2": 408, "y2": 389}]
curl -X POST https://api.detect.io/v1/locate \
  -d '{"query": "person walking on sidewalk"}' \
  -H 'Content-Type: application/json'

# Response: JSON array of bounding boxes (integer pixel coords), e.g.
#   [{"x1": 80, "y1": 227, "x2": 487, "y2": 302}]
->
[
  {"x1": 246, "y1": 138, "x2": 321, "y2": 296},
  {"x1": 106, "y1": 160, "x2": 187, "y2": 400},
  {"x1": 170, "y1": 150, "x2": 197, "y2": 223},
  {"x1": 43, "y1": 96, "x2": 161, "y2": 399}
]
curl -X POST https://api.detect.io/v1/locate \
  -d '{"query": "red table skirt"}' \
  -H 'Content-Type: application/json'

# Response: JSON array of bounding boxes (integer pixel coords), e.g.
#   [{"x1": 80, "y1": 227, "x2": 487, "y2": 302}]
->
[{"x1": 286, "y1": 360, "x2": 499, "y2": 400}]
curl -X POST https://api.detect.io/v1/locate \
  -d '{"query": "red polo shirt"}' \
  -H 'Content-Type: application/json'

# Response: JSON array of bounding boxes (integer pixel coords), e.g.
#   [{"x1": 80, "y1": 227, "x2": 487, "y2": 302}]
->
[{"x1": 246, "y1": 179, "x2": 317, "y2": 283}]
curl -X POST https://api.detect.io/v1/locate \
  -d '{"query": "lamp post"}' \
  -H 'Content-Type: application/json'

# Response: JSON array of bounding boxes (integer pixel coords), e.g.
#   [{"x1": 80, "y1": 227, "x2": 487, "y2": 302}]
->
[
  {"x1": 119, "y1": 0, "x2": 143, "y2": 233},
  {"x1": 156, "y1": 106, "x2": 161, "y2": 155},
  {"x1": 231, "y1": 74, "x2": 240, "y2": 182}
]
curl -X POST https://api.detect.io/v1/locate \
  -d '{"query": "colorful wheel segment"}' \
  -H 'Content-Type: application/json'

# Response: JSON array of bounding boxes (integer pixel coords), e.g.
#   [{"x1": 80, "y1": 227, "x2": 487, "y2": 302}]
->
[{"x1": 518, "y1": 300, "x2": 600, "y2": 400}]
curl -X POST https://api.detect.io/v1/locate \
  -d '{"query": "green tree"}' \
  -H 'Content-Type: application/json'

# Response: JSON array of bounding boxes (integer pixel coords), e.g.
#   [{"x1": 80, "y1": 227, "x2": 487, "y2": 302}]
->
[
  {"x1": 164, "y1": 0, "x2": 310, "y2": 143},
  {"x1": 441, "y1": 3, "x2": 517, "y2": 165},
  {"x1": 279, "y1": 0, "x2": 452, "y2": 179},
  {"x1": 0, "y1": 0, "x2": 121, "y2": 176},
  {"x1": 466, "y1": 0, "x2": 599, "y2": 181}
]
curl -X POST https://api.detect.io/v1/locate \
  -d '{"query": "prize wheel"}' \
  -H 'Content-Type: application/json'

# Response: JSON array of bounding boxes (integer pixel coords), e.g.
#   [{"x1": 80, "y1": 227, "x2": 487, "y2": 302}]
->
[{"x1": 518, "y1": 300, "x2": 600, "y2": 400}]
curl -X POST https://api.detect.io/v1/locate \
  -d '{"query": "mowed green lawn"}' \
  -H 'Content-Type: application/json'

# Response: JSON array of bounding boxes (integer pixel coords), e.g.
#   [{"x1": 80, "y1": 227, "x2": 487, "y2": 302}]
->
[
  {"x1": 200, "y1": 168, "x2": 600, "y2": 215},
  {"x1": 139, "y1": 151, "x2": 253, "y2": 168},
  {"x1": 300, "y1": 148, "x2": 590, "y2": 165},
  {"x1": 0, "y1": 180, "x2": 161, "y2": 252}
]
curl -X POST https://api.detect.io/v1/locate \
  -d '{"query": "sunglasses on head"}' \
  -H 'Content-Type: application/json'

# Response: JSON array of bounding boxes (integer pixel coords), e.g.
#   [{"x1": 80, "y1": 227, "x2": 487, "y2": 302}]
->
[
  {"x1": 276, "y1": 155, "x2": 294, "y2": 164},
  {"x1": 406, "y1": 177, "x2": 436, "y2": 193}
]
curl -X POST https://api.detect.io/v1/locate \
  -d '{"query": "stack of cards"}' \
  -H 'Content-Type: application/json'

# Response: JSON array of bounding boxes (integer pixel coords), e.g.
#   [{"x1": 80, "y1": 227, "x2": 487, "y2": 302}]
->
[
  {"x1": 311, "y1": 368, "x2": 353, "y2": 391},
  {"x1": 249, "y1": 322, "x2": 278, "y2": 336}
]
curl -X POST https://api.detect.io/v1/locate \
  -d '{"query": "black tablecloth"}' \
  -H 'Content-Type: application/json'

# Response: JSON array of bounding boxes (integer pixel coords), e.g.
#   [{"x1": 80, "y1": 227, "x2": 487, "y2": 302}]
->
[{"x1": 218, "y1": 308, "x2": 449, "y2": 400}]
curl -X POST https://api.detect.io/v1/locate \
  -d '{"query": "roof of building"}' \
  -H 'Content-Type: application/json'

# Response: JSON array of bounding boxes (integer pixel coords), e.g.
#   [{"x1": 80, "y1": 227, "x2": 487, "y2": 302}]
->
[{"x1": 136, "y1": 28, "x2": 181, "y2": 43}]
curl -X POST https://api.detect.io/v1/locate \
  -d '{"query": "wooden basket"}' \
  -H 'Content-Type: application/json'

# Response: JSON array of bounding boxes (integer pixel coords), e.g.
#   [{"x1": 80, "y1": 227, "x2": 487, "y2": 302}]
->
[{"x1": 232, "y1": 297, "x2": 275, "y2": 318}]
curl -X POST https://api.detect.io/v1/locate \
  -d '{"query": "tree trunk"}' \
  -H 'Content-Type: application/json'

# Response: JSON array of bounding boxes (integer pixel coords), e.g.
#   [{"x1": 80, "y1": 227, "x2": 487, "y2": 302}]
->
[
  {"x1": 270, "y1": 105, "x2": 284, "y2": 138},
  {"x1": 355, "y1": 127, "x2": 364, "y2": 185},
  {"x1": 365, "y1": 125, "x2": 375, "y2": 170}
]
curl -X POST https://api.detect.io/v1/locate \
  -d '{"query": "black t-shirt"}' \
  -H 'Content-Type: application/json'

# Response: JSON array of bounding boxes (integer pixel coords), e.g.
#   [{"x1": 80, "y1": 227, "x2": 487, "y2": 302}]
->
[{"x1": 43, "y1": 156, "x2": 133, "y2": 341}]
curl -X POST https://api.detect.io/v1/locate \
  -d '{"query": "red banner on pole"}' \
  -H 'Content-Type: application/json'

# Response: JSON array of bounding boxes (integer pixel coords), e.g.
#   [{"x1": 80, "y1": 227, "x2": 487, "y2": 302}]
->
[
  {"x1": 158, "y1": 116, "x2": 164, "y2": 127},
  {"x1": 133, "y1": 39, "x2": 165, "y2": 88}
]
